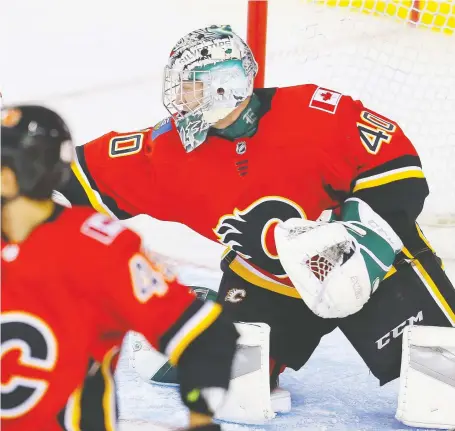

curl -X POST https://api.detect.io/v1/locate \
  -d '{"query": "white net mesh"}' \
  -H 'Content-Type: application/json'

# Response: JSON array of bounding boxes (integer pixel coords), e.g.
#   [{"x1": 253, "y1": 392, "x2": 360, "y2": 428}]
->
[{"x1": 264, "y1": 0, "x2": 455, "y2": 227}]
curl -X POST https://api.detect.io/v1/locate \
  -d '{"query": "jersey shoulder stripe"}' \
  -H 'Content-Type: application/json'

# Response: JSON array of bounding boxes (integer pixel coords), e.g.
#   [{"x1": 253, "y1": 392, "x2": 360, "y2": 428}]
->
[
  {"x1": 71, "y1": 145, "x2": 133, "y2": 219},
  {"x1": 352, "y1": 155, "x2": 426, "y2": 193},
  {"x1": 352, "y1": 154, "x2": 429, "y2": 225}
]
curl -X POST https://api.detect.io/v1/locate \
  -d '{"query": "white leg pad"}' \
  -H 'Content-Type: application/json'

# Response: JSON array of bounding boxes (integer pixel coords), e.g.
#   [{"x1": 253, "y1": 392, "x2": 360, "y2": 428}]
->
[
  {"x1": 396, "y1": 325, "x2": 455, "y2": 429},
  {"x1": 271, "y1": 387, "x2": 292, "y2": 414},
  {"x1": 128, "y1": 331, "x2": 178, "y2": 386},
  {"x1": 129, "y1": 323, "x2": 291, "y2": 424},
  {"x1": 215, "y1": 322, "x2": 290, "y2": 424}
]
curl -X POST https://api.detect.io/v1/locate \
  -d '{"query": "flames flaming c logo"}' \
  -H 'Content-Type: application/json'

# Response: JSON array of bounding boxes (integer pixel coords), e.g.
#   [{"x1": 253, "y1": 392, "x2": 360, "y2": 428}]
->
[{"x1": 213, "y1": 196, "x2": 306, "y2": 277}]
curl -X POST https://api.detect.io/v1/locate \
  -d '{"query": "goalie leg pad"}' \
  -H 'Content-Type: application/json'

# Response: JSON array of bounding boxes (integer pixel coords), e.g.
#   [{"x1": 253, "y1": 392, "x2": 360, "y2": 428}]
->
[
  {"x1": 129, "y1": 331, "x2": 178, "y2": 386},
  {"x1": 130, "y1": 323, "x2": 290, "y2": 424},
  {"x1": 129, "y1": 287, "x2": 219, "y2": 386},
  {"x1": 215, "y1": 322, "x2": 291, "y2": 424},
  {"x1": 396, "y1": 325, "x2": 455, "y2": 429}
]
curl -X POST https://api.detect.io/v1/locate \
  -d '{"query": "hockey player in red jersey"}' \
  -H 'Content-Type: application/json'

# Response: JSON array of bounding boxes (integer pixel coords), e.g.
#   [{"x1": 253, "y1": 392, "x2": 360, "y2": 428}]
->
[
  {"x1": 60, "y1": 25, "x2": 455, "y2": 427},
  {"x1": 1, "y1": 105, "x2": 238, "y2": 431}
]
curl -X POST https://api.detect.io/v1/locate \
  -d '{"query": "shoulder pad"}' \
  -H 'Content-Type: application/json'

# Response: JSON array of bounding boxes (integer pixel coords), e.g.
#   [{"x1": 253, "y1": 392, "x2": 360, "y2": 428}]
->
[{"x1": 152, "y1": 117, "x2": 173, "y2": 140}]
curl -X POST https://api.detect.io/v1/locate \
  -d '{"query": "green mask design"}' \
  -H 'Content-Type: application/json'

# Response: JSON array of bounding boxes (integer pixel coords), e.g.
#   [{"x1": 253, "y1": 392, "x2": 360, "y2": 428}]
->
[{"x1": 213, "y1": 93, "x2": 262, "y2": 141}]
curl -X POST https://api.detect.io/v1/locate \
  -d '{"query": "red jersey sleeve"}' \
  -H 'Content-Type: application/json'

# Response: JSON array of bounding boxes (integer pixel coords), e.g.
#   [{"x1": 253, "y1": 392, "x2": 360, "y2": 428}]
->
[
  {"x1": 64, "y1": 128, "x2": 156, "y2": 219},
  {"x1": 324, "y1": 91, "x2": 429, "y2": 222},
  {"x1": 79, "y1": 213, "x2": 222, "y2": 366},
  {"x1": 339, "y1": 96, "x2": 424, "y2": 187}
]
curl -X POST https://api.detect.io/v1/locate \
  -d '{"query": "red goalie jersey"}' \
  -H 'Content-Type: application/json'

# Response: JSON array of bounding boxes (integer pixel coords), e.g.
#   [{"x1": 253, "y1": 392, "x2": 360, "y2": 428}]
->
[
  {"x1": 1, "y1": 206, "x2": 227, "y2": 431},
  {"x1": 62, "y1": 84, "x2": 429, "y2": 297}
]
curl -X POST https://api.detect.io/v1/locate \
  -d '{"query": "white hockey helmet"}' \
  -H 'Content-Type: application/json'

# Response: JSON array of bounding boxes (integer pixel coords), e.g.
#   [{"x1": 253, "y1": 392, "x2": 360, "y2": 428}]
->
[{"x1": 163, "y1": 25, "x2": 258, "y2": 152}]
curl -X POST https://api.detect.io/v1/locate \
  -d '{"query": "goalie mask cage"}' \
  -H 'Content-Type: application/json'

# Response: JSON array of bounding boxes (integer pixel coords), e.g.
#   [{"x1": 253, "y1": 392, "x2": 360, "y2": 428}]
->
[{"x1": 246, "y1": 0, "x2": 455, "y2": 229}]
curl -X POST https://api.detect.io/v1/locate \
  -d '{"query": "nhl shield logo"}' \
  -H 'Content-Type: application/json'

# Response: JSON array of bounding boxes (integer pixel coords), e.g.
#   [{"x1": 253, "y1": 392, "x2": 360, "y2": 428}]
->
[{"x1": 236, "y1": 141, "x2": 247, "y2": 155}]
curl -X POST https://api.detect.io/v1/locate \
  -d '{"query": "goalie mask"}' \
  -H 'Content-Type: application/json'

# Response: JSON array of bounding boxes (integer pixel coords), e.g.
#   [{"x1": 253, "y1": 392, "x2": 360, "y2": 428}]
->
[{"x1": 163, "y1": 25, "x2": 258, "y2": 152}]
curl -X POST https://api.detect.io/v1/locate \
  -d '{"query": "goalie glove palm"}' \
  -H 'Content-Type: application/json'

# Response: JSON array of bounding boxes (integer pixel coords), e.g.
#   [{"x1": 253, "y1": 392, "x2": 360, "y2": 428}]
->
[{"x1": 274, "y1": 198, "x2": 403, "y2": 318}]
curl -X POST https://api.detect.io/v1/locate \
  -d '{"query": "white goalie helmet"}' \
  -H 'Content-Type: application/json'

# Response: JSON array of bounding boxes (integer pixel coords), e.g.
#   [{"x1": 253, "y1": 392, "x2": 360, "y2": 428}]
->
[{"x1": 163, "y1": 25, "x2": 258, "y2": 152}]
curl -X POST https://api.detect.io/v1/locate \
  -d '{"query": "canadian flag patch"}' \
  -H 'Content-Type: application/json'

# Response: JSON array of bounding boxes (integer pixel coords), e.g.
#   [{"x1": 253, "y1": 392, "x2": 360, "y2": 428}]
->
[{"x1": 309, "y1": 87, "x2": 342, "y2": 114}]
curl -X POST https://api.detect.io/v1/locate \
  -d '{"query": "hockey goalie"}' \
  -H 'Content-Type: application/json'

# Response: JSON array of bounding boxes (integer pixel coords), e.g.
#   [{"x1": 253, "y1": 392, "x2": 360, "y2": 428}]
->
[{"x1": 58, "y1": 24, "x2": 455, "y2": 428}]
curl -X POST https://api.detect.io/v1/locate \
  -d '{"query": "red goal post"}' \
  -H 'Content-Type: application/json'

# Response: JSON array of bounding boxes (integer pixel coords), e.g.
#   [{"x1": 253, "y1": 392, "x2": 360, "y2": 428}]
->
[{"x1": 247, "y1": 0, "x2": 268, "y2": 87}]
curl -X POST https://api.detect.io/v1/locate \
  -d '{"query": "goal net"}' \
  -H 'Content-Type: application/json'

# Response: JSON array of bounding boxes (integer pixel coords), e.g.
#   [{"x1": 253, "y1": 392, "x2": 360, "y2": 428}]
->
[{"x1": 248, "y1": 0, "x2": 455, "y2": 230}]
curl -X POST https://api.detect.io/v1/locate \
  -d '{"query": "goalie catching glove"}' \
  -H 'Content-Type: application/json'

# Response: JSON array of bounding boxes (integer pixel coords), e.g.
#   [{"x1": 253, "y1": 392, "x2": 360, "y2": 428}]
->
[{"x1": 275, "y1": 198, "x2": 403, "y2": 318}]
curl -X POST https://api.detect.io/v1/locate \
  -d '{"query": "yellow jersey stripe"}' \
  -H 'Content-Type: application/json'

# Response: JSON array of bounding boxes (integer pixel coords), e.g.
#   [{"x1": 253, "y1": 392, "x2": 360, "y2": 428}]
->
[
  {"x1": 353, "y1": 169, "x2": 425, "y2": 193},
  {"x1": 101, "y1": 347, "x2": 119, "y2": 431},
  {"x1": 415, "y1": 223, "x2": 444, "y2": 269},
  {"x1": 70, "y1": 161, "x2": 111, "y2": 216},
  {"x1": 415, "y1": 223, "x2": 435, "y2": 253},
  {"x1": 402, "y1": 247, "x2": 455, "y2": 326},
  {"x1": 64, "y1": 385, "x2": 82, "y2": 431},
  {"x1": 383, "y1": 265, "x2": 397, "y2": 280},
  {"x1": 221, "y1": 247, "x2": 231, "y2": 260},
  {"x1": 168, "y1": 303, "x2": 222, "y2": 366},
  {"x1": 229, "y1": 256, "x2": 302, "y2": 299}
]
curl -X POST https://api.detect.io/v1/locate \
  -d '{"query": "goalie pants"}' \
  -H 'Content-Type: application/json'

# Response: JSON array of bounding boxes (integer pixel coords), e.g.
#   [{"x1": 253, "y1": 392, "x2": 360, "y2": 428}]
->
[{"x1": 218, "y1": 248, "x2": 455, "y2": 385}]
